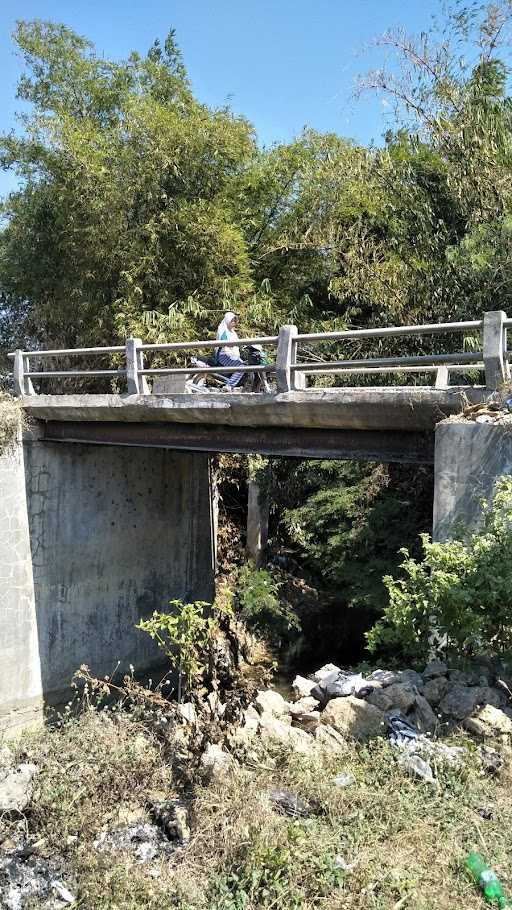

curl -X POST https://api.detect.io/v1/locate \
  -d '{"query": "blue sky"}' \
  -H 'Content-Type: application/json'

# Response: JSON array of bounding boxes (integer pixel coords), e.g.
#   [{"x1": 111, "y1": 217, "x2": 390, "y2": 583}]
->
[{"x1": 0, "y1": 0, "x2": 442, "y2": 196}]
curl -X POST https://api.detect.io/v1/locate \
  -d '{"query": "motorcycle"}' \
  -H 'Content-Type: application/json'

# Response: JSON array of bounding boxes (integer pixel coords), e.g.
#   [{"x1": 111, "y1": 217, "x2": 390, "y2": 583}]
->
[{"x1": 186, "y1": 344, "x2": 274, "y2": 393}]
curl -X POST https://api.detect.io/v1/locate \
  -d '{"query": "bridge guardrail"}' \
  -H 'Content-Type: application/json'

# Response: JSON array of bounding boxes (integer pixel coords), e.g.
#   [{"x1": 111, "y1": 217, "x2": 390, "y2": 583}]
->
[{"x1": 8, "y1": 310, "x2": 510, "y2": 396}]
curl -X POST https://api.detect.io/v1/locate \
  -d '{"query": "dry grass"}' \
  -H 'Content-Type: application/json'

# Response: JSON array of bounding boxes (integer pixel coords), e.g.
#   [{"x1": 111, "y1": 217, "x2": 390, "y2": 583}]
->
[
  {"x1": 4, "y1": 708, "x2": 512, "y2": 909},
  {"x1": 0, "y1": 391, "x2": 23, "y2": 450}
]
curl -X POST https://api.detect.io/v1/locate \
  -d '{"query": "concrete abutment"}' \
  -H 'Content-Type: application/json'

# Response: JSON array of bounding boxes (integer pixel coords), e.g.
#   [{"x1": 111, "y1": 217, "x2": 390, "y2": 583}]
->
[
  {"x1": 433, "y1": 420, "x2": 512, "y2": 540},
  {"x1": 0, "y1": 426, "x2": 215, "y2": 733}
]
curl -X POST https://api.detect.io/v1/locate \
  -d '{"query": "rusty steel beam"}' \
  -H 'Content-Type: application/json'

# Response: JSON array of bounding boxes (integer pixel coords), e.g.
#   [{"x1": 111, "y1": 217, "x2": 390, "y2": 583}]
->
[{"x1": 42, "y1": 420, "x2": 435, "y2": 464}]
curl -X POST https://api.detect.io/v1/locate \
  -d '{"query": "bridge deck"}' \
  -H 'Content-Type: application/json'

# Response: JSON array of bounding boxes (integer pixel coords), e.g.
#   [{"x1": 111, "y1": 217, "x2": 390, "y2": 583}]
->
[{"x1": 22, "y1": 386, "x2": 484, "y2": 432}]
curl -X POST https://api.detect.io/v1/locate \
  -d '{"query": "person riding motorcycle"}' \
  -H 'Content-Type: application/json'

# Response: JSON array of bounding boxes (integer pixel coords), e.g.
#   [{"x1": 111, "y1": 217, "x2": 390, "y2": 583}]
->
[{"x1": 215, "y1": 311, "x2": 244, "y2": 391}]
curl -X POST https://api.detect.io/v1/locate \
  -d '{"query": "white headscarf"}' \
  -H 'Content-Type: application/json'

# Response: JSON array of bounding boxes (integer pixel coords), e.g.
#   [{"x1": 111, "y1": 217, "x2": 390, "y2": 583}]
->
[{"x1": 216, "y1": 312, "x2": 240, "y2": 359}]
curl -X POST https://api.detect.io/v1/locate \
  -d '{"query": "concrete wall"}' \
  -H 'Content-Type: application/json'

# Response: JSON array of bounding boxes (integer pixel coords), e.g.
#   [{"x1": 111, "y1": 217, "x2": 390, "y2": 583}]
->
[
  {"x1": 433, "y1": 420, "x2": 512, "y2": 540},
  {"x1": 0, "y1": 428, "x2": 215, "y2": 731},
  {"x1": 0, "y1": 430, "x2": 43, "y2": 734}
]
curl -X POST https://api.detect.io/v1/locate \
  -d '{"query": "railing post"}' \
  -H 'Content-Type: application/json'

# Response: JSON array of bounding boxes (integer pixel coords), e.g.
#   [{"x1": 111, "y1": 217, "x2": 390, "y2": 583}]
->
[
  {"x1": 276, "y1": 325, "x2": 299, "y2": 392},
  {"x1": 126, "y1": 337, "x2": 149, "y2": 395},
  {"x1": 435, "y1": 365, "x2": 449, "y2": 389},
  {"x1": 483, "y1": 310, "x2": 508, "y2": 391},
  {"x1": 13, "y1": 350, "x2": 34, "y2": 396}
]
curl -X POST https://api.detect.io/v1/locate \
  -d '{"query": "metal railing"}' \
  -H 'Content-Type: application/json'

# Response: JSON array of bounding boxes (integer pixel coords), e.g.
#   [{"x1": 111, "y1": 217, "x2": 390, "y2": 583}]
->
[{"x1": 8, "y1": 310, "x2": 511, "y2": 396}]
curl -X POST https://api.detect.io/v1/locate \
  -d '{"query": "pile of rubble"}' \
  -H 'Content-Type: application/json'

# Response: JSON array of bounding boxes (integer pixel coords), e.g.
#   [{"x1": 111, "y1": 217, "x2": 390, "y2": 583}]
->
[{"x1": 230, "y1": 659, "x2": 512, "y2": 754}]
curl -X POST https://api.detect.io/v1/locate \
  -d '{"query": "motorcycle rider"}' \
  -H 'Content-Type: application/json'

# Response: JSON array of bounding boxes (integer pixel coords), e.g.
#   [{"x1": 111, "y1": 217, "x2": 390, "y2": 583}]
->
[{"x1": 216, "y1": 311, "x2": 245, "y2": 391}]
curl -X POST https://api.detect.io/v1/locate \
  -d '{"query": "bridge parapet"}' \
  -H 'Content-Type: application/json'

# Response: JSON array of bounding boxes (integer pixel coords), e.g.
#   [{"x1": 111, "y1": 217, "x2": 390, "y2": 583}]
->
[{"x1": 9, "y1": 311, "x2": 511, "y2": 397}]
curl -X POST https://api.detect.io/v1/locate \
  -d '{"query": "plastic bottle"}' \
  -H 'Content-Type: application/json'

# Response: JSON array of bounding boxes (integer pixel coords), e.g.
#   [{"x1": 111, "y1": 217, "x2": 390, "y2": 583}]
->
[{"x1": 466, "y1": 852, "x2": 510, "y2": 907}]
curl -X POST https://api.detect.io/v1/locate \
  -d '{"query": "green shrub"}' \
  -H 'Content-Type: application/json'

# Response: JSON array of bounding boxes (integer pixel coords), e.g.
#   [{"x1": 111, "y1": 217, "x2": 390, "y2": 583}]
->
[
  {"x1": 367, "y1": 477, "x2": 512, "y2": 661},
  {"x1": 236, "y1": 564, "x2": 300, "y2": 644},
  {"x1": 137, "y1": 599, "x2": 213, "y2": 701}
]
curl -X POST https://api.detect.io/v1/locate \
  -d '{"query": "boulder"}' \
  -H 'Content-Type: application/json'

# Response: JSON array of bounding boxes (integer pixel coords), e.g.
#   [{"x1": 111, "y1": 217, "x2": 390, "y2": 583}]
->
[
  {"x1": 200, "y1": 744, "x2": 233, "y2": 774},
  {"x1": 313, "y1": 663, "x2": 342, "y2": 682},
  {"x1": 0, "y1": 763, "x2": 37, "y2": 812},
  {"x1": 422, "y1": 676, "x2": 448, "y2": 706},
  {"x1": 290, "y1": 696, "x2": 318, "y2": 716},
  {"x1": 236, "y1": 706, "x2": 261, "y2": 741},
  {"x1": 397, "y1": 669, "x2": 424, "y2": 691},
  {"x1": 366, "y1": 688, "x2": 393, "y2": 712},
  {"x1": 422, "y1": 660, "x2": 448, "y2": 679},
  {"x1": 410, "y1": 694, "x2": 437, "y2": 734},
  {"x1": 178, "y1": 702, "x2": 197, "y2": 725},
  {"x1": 291, "y1": 711, "x2": 320, "y2": 734},
  {"x1": 383, "y1": 683, "x2": 417, "y2": 713},
  {"x1": 292, "y1": 675, "x2": 317, "y2": 700},
  {"x1": 255, "y1": 689, "x2": 290, "y2": 717},
  {"x1": 367, "y1": 669, "x2": 401, "y2": 687},
  {"x1": 260, "y1": 714, "x2": 313, "y2": 753},
  {"x1": 464, "y1": 705, "x2": 512, "y2": 738},
  {"x1": 439, "y1": 685, "x2": 482, "y2": 720},
  {"x1": 449, "y1": 669, "x2": 479, "y2": 687},
  {"x1": 321, "y1": 696, "x2": 385, "y2": 741},
  {"x1": 314, "y1": 724, "x2": 348, "y2": 752},
  {"x1": 474, "y1": 686, "x2": 505, "y2": 709}
]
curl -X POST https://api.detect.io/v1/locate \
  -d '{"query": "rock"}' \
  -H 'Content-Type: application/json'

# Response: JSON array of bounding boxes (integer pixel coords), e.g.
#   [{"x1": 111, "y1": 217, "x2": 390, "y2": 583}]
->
[
  {"x1": 292, "y1": 675, "x2": 317, "y2": 699},
  {"x1": 314, "y1": 724, "x2": 348, "y2": 752},
  {"x1": 260, "y1": 713, "x2": 305, "y2": 747},
  {"x1": 449, "y1": 668, "x2": 481, "y2": 686},
  {"x1": 332, "y1": 771, "x2": 355, "y2": 788},
  {"x1": 422, "y1": 660, "x2": 448, "y2": 679},
  {"x1": 410, "y1": 694, "x2": 437, "y2": 734},
  {"x1": 368, "y1": 669, "x2": 401, "y2": 687},
  {"x1": 422, "y1": 676, "x2": 448, "y2": 706},
  {"x1": 474, "y1": 686, "x2": 505, "y2": 709},
  {"x1": 178, "y1": 702, "x2": 197, "y2": 725},
  {"x1": 51, "y1": 880, "x2": 75, "y2": 904},
  {"x1": 464, "y1": 705, "x2": 512, "y2": 738},
  {"x1": 366, "y1": 688, "x2": 393, "y2": 712},
  {"x1": 290, "y1": 696, "x2": 318, "y2": 716},
  {"x1": 207, "y1": 691, "x2": 226, "y2": 718},
  {"x1": 439, "y1": 685, "x2": 481, "y2": 720},
  {"x1": 200, "y1": 743, "x2": 233, "y2": 773},
  {"x1": 267, "y1": 788, "x2": 311, "y2": 818},
  {"x1": 0, "y1": 763, "x2": 37, "y2": 812},
  {"x1": 236, "y1": 706, "x2": 260, "y2": 741},
  {"x1": 321, "y1": 696, "x2": 386, "y2": 741},
  {"x1": 397, "y1": 669, "x2": 424, "y2": 691},
  {"x1": 291, "y1": 711, "x2": 320, "y2": 734},
  {"x1": 397, "y1": 752, "x2": 435, "y2": 784},
  {"x1": 383, "y1": 683, "x2": 417, "y2": 713},
  {"x1": 313, "y1": 663, "x2": 341, "y2": 682},
  {"x1": 255, "y1": 689, "x2": 290, "y2": 717}
]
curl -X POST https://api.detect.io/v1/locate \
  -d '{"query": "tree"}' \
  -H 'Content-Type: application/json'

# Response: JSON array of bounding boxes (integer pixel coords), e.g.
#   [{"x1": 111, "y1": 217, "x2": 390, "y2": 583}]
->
[{"x1": 0, "y1": 21, "x2": 256, "y2": 354}]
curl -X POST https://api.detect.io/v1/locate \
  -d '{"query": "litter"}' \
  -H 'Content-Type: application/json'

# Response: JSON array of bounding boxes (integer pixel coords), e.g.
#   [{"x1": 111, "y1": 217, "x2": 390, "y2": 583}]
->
[
  {"x1": 466, "y1": 852, "x2": 510, "y2": 907},
  {"x1": 311, "y1": 671, "x2": 369, "y2": 707},
  {"x1": 387, "y1": 711, "x2": 419, "y2": 745},
  {"x1": 397, "y1": 751, "x2": 435, "y2": 783}
]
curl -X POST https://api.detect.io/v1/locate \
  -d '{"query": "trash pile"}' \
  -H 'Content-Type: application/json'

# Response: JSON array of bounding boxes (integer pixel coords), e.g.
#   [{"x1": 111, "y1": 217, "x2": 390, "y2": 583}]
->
[{"x1": 207, "y1": 659, "x2": 512, "y2": 775}]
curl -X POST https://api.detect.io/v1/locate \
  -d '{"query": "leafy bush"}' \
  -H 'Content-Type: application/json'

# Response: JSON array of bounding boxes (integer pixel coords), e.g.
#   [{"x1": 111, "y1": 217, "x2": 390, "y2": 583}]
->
[
  {"x1": 138, "y1": 599, "x2": 213, "y2": 701},
  {"x1": 236, "y1": 564, "x2": 300, "y2": 645},
  {"x1": 367, "y1": 477, "x2": 512, "y2": 660}
]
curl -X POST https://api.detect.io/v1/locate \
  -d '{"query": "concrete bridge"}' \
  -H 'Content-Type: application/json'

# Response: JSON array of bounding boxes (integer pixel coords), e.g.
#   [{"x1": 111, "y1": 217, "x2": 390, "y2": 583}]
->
[{"x1": 3, "y1": 312, "x2": 512, "y2": 732}]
